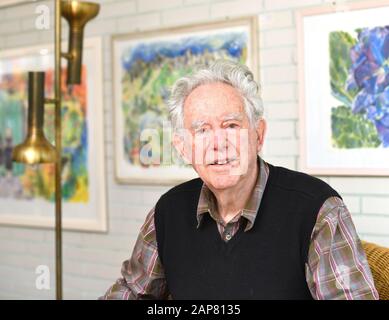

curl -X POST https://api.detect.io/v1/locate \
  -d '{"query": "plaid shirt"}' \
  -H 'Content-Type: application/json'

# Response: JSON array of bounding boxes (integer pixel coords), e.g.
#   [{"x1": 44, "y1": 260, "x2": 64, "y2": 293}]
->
[{"x1": 100, "y1": 158, "x2": 379, "y2": 300}]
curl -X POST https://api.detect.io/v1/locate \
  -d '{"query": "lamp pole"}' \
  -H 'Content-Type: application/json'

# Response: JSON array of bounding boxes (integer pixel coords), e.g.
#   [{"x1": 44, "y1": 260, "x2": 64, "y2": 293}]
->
[{"x1": 54, "y1": 0, "x2": 63, "y2": 300}]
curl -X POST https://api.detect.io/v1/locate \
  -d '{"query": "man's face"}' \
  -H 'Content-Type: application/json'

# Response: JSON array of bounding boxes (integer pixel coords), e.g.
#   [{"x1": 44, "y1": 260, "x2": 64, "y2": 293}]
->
[{"x1": 175, "y1": 82, "x2": 266, "y2": 191}]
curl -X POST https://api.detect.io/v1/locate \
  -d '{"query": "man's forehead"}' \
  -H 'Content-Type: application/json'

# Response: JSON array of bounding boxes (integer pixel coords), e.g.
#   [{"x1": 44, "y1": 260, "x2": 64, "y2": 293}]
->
[
  {"x1": 184, "y1": 82, "x2": 244, "y2": 109},
  {"x1": 222, "y1": 112, "x2": 244, "y2": 121},
  {"x1": 190, "y1": 112, "x2": 244, "y2": 128},
  {"x1": 183, "y1": 82, "x2": 246, "y2": 125}
]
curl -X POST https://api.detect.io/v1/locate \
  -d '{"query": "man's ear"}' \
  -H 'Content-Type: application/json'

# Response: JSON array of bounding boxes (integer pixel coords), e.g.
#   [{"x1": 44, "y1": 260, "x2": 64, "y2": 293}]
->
[
  {"x1": 172, "y1": 131, "x2": 192, "y2": 165},
  {"x1": 255, "y1": 118, "x2": 267, "y2": 153}
]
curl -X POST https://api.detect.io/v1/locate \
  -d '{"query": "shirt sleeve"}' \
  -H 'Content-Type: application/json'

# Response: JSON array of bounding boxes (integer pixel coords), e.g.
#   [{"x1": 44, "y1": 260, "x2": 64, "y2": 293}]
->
[
  {"x1": 305, "y1": 196, "x2": 379, "y2": 300},
  {"x1": 99, "y1": 206, "x2": 169, "y2": 300}
]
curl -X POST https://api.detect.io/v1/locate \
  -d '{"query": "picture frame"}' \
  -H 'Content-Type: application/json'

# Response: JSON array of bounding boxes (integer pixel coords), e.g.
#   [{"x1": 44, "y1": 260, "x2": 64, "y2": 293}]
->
[
  {"x1": 0, "y1": 37, "x2": 107, "y2": 232},
  {"x1": 296, "y1": 0, "x2": 389, "y2": 176},
  {"x1": 112, "y1": 17, "x2": 258, "y2": 185}
]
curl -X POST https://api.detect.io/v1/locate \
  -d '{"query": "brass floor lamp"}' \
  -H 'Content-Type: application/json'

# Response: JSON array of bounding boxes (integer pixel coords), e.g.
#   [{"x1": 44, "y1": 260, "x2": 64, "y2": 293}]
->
[{"x1": 12, "y1": 0, "x2": 100, "y2": 300}]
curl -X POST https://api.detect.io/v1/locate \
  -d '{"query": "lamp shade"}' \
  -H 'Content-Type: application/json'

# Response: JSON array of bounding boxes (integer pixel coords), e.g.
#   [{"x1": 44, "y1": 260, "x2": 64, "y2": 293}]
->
[
  {"x1": 61, "y1": 0, "x2": 100, "y2": 84},
  {"x1": 12, "y1": 71, "x2": 57, "y2": 164}
]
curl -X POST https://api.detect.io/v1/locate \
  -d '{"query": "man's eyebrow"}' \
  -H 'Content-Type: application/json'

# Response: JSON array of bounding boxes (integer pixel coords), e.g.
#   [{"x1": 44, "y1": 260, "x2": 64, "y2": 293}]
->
[
  {"x1": 222, "y1": 113, "x2": 244, "y2": 122},
  {"x1": 190, "y1": 113, "x2": 243, "y2": 129},
  {"x1": 191, "y1": 120, "x2": 207, "y2": 130}
]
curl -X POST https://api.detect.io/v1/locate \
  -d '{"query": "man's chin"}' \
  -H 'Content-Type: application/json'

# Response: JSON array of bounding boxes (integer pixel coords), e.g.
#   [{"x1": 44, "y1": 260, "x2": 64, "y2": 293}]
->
[
  {"x1": 206, "y1": 174, "x2": 241, "y2": 191},
  {"x1": 194, "y1": 164, "x2": 243, "y2": 189}
]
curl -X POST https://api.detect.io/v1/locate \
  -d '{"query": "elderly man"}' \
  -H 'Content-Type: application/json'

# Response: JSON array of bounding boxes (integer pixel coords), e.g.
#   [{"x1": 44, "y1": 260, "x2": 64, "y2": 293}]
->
[{"x1": 101, "y1": 60, "x2": 378, "y2": 300}]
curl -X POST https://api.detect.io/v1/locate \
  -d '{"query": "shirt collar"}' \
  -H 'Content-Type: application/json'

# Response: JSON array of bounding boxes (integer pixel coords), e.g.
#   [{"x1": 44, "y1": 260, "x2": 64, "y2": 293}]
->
[{"x1": 196, "y1": 156, "x2": 269, "y2": 232}]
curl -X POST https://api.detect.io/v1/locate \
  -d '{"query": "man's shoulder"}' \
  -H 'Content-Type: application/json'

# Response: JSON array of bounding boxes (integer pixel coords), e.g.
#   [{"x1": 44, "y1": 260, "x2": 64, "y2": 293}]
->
[
  {"x1": 268, "y1": 163, "x2": 340, "y2": 200},
  {"x1": 154, "y1": 178, "x2": 203, "y2": 219},
  {"x1": 159, "y1": 177, "x2": 203, "y2": 202}
]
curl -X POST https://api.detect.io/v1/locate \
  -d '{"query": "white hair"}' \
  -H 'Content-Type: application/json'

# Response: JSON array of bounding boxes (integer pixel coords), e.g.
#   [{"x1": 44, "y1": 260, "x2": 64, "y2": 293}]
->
[{"x1": 167, "y1": 59, "x2": 264, "y2": 131}]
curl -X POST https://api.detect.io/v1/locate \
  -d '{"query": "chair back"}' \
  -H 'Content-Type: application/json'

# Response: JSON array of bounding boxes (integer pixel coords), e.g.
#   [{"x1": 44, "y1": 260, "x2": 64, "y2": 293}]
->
[{"x1": 362, "y1": 241, "x2": 389, "y2": 300}]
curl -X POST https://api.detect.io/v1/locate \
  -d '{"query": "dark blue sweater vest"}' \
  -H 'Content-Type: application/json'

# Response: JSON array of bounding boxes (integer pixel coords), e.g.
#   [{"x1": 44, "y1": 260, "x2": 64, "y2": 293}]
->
[{"x1": 154, "y1": 163, "x2": 340, "y2": 300}]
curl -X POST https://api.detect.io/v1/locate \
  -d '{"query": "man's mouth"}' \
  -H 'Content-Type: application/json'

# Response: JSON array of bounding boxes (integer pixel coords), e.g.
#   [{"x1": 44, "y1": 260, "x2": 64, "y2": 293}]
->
[{"x1": 209, "y1": 157, "x2": 238, "y2": 166}]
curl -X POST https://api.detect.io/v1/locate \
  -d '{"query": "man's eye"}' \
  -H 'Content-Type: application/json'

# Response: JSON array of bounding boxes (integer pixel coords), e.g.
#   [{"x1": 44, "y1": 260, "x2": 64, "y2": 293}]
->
[
  {"x1": 227, "y1": 123, "x2": 239, "y2": 129},
  {"x1": 195, "y1": 128, "x2": 208, "y2": 135}
]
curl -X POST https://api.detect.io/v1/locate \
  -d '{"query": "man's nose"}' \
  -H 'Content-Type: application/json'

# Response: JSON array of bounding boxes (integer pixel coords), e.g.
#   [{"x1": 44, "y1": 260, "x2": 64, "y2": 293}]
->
[{"x1": 212, "y1": 129, "x2": 228, "y2": 151}]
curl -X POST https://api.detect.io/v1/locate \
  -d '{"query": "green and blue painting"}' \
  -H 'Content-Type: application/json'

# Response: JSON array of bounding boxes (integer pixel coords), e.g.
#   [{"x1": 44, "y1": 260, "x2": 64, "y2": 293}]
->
[
  {"x1": 118, "y1": 29, "x2": 249, "y2": 167},
  {"x1": 330, "y1": 26, "x2": 389, "y2": 149}
]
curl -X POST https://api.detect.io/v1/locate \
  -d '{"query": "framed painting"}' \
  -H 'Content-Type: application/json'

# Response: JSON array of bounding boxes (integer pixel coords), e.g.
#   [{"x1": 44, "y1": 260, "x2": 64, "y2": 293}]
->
[
  {"x1": 0, "y1": 37, "x2": 107, "y2": 231},
  {"x1": 297, "y1": 0, "x2": 389, "y2": 176},
  {"x1": 112, "y1": 17, "x2": 258, "y2": 184}
]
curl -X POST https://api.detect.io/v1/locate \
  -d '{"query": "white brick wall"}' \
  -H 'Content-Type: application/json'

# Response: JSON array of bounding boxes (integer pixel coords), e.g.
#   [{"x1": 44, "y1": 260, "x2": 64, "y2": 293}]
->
[
  {"x1": 266, "y1": 120, "x2": 295, "y2": 139},
  {"x1": 362, "y1": 197, "x2": 389, "y2": 215},
  {"x1": 210, "y1": 0, "x2": 263, "y2": 18},
  {"x1": 259, "y1": 10, "x2": 293, "y2": 30},
  {"x1": 264, "y1": 0, "x2": 322, "y2": 10},
  {"x1": 162, "y1": 5, "x2": 210, "y2": 26},
  {"x1": 138, "y1": 0, "x2": 183, "y2": 13},
  {"x1": 0, "y1": 0, "x2": 388, "y2": 300},
  {"x1": 263, "y1": 28, "x2": 296, "y2": 47},
  {"x1": 262, "y1": 65, "x2": 297, "y2": 84}
]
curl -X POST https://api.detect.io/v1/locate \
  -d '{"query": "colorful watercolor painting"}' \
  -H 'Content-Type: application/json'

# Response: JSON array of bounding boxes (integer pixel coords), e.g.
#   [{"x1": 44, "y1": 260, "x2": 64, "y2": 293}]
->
[
  {"x1": 113, "y1": 18, "x2": 257, "y2": 184},
  {"x1": 330, "y1": 27, "x2": 389, "y2": 149},
  {"x1": 0, "y1": 37, "x2": 106, "y2": 231},
  {"x1": 297, "y1": 2, "x2": 389, "y2": 175},
  {"x1": 0, "y1": 68, "x2": 88, "y2": 202}
]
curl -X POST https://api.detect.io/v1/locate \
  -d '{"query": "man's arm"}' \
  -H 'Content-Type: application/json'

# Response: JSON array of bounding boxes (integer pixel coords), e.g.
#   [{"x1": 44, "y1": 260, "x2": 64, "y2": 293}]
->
[
  {"x1": 306, "y1": 196, "x2": 379, "y2": 300},
  {"x1": 99, "y1": 207, "x2": 169, "y2": 300}
]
